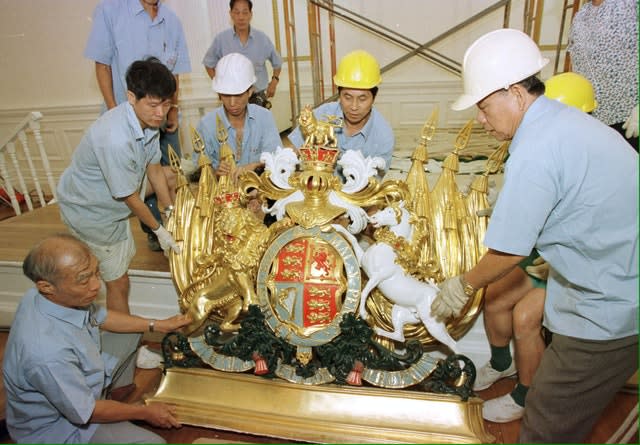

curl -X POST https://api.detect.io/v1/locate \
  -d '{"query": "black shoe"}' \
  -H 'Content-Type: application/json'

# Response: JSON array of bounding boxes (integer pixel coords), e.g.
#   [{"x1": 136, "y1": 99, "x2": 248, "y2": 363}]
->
[{"x1": 147, "y1": 233, "x2": 162, "y2": 252}]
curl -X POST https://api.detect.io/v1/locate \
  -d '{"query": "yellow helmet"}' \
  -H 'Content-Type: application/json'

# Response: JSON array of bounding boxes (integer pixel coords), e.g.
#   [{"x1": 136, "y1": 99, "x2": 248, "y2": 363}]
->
[
  {"x1": 333, "y1": 50, "x2": 382, "y2": 89},
  {"x1": 545, "y1": 72, "x2": 597, "y2": 112}
]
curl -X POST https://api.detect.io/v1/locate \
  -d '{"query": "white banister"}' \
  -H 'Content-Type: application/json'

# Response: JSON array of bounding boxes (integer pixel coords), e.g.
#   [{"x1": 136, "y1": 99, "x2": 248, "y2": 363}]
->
[{"x1": 0, "y1": 111, "x2": 56, "y2": 217}]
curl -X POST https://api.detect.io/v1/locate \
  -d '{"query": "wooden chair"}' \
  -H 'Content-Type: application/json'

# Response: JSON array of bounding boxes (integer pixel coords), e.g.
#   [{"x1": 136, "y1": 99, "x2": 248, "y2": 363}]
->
[{"x1": 0, "y1": 112, "x2": 57, "y2": 217}]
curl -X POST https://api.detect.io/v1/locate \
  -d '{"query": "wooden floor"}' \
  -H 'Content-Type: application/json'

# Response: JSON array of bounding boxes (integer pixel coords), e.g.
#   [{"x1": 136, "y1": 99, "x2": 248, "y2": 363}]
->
[
  {"x1": 0, "y1": 204, "x2": 169, "y2": 273},
  {"x1": 0, "y1": 207, "x2": 637, "y2": 443}
]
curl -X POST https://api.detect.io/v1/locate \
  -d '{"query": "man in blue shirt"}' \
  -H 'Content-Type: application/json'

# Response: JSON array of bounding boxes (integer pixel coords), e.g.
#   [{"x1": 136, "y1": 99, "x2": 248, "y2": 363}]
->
[
  {"x1": 203, "y1": 0, "x2": 282, "y2": 109},
  {"x1": 85, "y1": 0, "x2": 192, "y2": 251},
  {"x1": 431, "y1": 29, "x2": 638, "y2": 442},
  {"x1": 196, "y1": 52, "x2": 281, "y2": 185},
  {"x1": 288, "y1": 50, "x2": 394, "y2": 180},
  {"x1": 3, "y1": 234, "x2": 190, "y2": 443},
  {"x1": 57, "y1": 58, "x2": 182, "y2": 395},
  {"x1": 473, "y1": 72, "x2": 600, "y2": 424}
]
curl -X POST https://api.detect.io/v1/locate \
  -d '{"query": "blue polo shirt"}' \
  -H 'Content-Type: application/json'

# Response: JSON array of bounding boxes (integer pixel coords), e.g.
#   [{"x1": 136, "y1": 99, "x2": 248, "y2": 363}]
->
[
  {"x1": 202, "y1": 27, "x2": 282, "y2": 92},
  {"x1": 194, "y1": 104, "x2": 281, "y2": 168},
  {"x1": 85, "y1": 0, "x2": 191, "y2": 105},
  {"x1": 485, "y1": 96, "x2": 638, "y2": 340},
  {"x1": 288, "y1": 101, "x2": 395, "y2": 174},
  {"x1": 57, "y1": 102, "x2": 161, "y2": 245},
  {"x1": 3, "y1": 289, "x2": 114, "y2": 444}
]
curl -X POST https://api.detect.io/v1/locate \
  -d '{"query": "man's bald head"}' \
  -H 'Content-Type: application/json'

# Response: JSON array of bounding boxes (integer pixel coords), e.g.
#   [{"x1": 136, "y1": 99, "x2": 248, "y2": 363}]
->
[{"x1": 23, "y1": 234, "x2": 93, "y2": 285}]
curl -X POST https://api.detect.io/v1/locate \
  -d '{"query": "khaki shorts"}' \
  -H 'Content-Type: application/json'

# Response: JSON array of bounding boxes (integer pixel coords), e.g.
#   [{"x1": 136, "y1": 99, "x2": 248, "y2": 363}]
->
[{"x1": 68, "y1": 221, "x2": 136, "y2": 282}]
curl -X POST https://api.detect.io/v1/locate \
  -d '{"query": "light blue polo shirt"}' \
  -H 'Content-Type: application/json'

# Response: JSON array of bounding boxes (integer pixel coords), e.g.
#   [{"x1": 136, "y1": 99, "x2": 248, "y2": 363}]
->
[
  {"x1": 288, "y1": 101, "x2": 395, "y2": 174},
  {"x1": 57, "y1": 102, "x2": 161, "y2": 245},
  {"x1": 3, "y1": 289, "x2": 113, "y2": 444},
  {"x1": 202, "y1": 27, "x2": 282, "y2": 92},
  {"x1": 194, "y1": 104, "x2": 281, "y2": 168},
  {"x1": 84, "y1": 0, "x2": 191, "y2": 105},
  {"x1": 485, "y1": 96, "x2": 638, "y2": 340}
]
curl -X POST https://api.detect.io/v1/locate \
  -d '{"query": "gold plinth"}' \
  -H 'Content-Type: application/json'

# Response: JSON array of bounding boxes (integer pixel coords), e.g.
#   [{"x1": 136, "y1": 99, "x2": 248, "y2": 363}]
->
[{"x1": 147, "y1": 367, "x2": 494, "y2": 444}]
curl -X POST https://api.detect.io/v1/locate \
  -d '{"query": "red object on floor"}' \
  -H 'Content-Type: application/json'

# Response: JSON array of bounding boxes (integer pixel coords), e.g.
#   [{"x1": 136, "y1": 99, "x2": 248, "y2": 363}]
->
[{"x1": 0, "y1": 188, "x2": 25, "y2": 203}]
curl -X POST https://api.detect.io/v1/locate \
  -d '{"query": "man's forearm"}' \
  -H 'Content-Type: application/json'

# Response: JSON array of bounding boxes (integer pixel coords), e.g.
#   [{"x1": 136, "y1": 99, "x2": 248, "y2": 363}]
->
[
  {"x1": 91, "y1": 400, "x2": 148, "y2": 423},
  {"x1": 464, "y1": 249, "x2": 526, "y2": 290},
  {"x1": 123, "y1": 193, "x2": 161, "y2": 230},
  {"x1": 95, "y1": 62, "x2": 117, "y2": 109}
]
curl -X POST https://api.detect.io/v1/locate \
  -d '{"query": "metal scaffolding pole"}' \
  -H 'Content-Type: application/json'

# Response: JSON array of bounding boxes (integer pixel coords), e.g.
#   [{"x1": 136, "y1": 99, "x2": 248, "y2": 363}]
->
[{"x1": 282, "y1": 0, "x2": 302, "y2": 125}]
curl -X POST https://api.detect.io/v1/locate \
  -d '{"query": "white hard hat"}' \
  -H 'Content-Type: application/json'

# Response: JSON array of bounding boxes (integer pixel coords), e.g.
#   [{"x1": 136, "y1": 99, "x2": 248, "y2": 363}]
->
[
  {"x1": 212, "y1": 53, "x2": 256, "y2": 95},
  {"x1": 452, "y1": 28, "x2": 549, "y2": 111}
]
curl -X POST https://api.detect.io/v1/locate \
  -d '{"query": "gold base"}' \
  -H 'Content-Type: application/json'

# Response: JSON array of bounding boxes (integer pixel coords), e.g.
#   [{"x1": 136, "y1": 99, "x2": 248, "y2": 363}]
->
[{"x1": 148, "y1": 367, "x2": 494, "y2": 444}]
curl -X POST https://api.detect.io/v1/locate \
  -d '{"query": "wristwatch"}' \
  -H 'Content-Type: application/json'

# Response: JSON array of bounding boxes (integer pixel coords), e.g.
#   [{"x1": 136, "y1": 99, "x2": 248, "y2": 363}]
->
[
  {"x1": 163, "y1": 205, "x2": 174, "y2": 219},
  {"x1": 461, "y1": 276, "x2": 478, "y2": 297}
]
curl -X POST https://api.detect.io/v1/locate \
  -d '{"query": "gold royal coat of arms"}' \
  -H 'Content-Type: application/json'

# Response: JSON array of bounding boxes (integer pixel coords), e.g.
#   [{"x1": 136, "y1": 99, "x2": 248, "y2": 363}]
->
[{"x1": 153, "y1": 107, "x2": 508, "y2": 443}]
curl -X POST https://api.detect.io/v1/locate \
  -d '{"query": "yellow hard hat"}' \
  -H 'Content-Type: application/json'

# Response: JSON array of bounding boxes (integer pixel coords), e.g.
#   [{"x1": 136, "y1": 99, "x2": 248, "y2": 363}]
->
[
  {"x1": 333, "y1": 50, "x2": 382, "y2": 89},
  {"x1": 545, "y1": 72, "x2": 597, "y2": 112}
]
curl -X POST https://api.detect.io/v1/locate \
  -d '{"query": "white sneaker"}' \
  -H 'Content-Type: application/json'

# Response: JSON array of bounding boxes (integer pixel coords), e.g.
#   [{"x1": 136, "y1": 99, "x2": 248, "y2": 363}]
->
[
  {"x1": 136, "y1": 345, "x2": 163, "y2": 369},
  {"x1": 482, "y1": 393, "x2": 525, "y2": 423},
  {"x1": 473, "y1": 360, "x2": 517, "y2": 391}
]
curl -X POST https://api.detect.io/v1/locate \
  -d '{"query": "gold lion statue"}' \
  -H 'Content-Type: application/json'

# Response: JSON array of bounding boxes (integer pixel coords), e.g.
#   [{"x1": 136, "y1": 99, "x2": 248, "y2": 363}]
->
[
  {"x1": 298, "y1": 105, "x2": 343, "y2": 148},
  {"x1": 180, "y1": 205, "x2": 291, "y2": 334}
]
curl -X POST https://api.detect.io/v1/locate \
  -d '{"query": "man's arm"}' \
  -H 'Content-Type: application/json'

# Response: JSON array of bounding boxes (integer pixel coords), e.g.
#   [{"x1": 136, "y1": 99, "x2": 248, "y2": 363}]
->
[
  {"x1": 123, "y1": 192, "x2": 162, "y2": 231},
  {"x1": 145, "y1": 163, "x2": 174, "y2": 211},
  {"x1": 91, "y1": 400, "x2": 181, "y2": 429},
  {"x1": 266, "y1": 67, "x2": 282, "y2": 98},
  {"x1": 464, "y1": 249, "x2": 526, "y2": 291},
  {"x1": 101, "y1": 310, "x2": 190, "y2": 334},
  {"x1": 205, "y1": 66, "x2": 215, "y2": 79},
  {"x1": 95, "y1": 62, "x2": 117, "y2": 110},
  {"x1": 165, "y1": 75, "x2": 180, "y2": 132},
  {"x1": 431, "y1": 249, "x2": 525, "y2": 321}
]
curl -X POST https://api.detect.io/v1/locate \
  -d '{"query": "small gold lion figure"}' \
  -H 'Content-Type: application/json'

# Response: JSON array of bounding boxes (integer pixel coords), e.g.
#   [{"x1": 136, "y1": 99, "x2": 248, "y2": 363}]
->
[{"x1": 298, "y1": 105, "x2": 343, "y2": 148}]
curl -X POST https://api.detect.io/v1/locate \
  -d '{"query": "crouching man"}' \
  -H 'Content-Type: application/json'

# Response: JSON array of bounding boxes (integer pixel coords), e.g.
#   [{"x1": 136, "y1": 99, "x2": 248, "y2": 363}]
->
[{"x1": 3, "y1": 234, "x2": 191, "y2": 444}]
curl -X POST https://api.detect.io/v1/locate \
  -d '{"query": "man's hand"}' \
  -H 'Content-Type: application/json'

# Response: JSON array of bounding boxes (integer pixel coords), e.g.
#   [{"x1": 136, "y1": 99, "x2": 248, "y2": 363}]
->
[
  {"x1": 431, "y1": 276, "x2": 471, "y2": 322},
  {"x1": 153, "y1": 225, "x2": 181, "y2": 254},
  {"x1": 215, "y1": 160, "x2": 232, "y2": 177},
  {"x1": 266, "y1": 79, "x2": 278, "y2": 98},
  {"x1": 623, "y1": 104, "x2": 639, "y2": 139},
  {"x1": 525, "y1": 256, "x2": 549, "y2": 281},
  {"x1": 144, "y1": 402, "x2": 182, "y2": 429},
  {"x1": 165, "y1": 106, "x2": 179, "y2": 133},
  {"x1": 231, "y1": 164, "x2": 250, "y2": 184},
  {"x1": 155, "y1": 313, "x2": 192, "y2": 333}
]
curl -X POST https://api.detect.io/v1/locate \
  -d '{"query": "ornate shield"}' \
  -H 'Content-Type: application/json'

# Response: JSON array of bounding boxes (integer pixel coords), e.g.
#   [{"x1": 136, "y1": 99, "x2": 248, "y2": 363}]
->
[{"x1": 257, "y1": 226, "x2": 361, "y2": 347}]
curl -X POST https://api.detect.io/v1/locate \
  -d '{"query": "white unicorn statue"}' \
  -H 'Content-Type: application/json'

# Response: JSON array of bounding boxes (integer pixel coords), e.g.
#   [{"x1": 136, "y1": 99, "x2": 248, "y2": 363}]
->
[{"x1": 332, "y1": 201, "x2": 459, "y2": 354}]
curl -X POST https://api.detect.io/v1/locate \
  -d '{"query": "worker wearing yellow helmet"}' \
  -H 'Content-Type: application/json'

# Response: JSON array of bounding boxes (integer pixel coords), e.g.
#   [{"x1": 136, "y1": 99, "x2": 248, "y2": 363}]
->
[
  {"x1": 472, "y1": 70, "x2": 599, "y2": 426},
  {"x1": 544, "y1": 72, "x2": 597, "y2": 113},
  {"x1": 431, "y1": 28, "x2": 637, "y2": 443},
  {"x1": 287, "y1": 50, "x2": 394, "y2": 178}
]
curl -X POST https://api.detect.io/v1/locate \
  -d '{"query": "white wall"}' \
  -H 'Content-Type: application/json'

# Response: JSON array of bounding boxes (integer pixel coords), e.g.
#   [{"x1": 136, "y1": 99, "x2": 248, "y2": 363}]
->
[
  {"x1": 0, "y1": 0, "x2": 570, "y2": 206},
  {"x1": 0, "y1": 1, "x2": 566, "y2": 118}
]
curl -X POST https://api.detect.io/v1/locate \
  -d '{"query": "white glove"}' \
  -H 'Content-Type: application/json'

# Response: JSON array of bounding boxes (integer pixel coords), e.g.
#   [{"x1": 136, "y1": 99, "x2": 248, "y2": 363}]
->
[
  {"x1": 525, "y1": 256, "x2": 549, "y2": 281},
  {"x1": 152, "y1": 225, "x2": 181, "y2": 254},
  {"x1": 430, "y1": 276, "x2": 472, "y2": 322},
  {"x1": 623, "y1": 104, "x2": 639, "y2": 139}
]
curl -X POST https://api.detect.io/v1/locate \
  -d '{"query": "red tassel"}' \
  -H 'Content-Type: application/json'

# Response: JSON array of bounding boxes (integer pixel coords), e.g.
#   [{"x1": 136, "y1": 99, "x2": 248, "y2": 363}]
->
[
  {"x1": 252, "y1": 352, "x2": 269, "y2": 375},
  {"x1": 346, "y1": 360, "x2": 364, "y2": 386}
]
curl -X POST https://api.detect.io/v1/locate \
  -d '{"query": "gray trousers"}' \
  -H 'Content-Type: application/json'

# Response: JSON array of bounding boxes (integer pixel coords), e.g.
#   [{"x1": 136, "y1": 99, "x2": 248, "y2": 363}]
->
[
  {"x1": 101, "y1": 331, "x2": 142, "y2": 393},
  {"x1": 520, "y1": 333, "x2": 638, "y2": 443},
  {"x1": 89, "y1": 421, "x2": 165, "y2": 444}
]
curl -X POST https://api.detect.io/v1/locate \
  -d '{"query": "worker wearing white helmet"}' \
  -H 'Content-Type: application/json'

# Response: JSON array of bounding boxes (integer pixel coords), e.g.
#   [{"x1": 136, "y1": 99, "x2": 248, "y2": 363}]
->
[
  {"x1": 431, "y1": 28, "x2": 638, "y2": 442},
  {"x1": 195, "y1": 52, "x2": 281, "y2": 183},
  {"x1": 472, "y1": 71, "x2": 600, "y2": 425}
]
